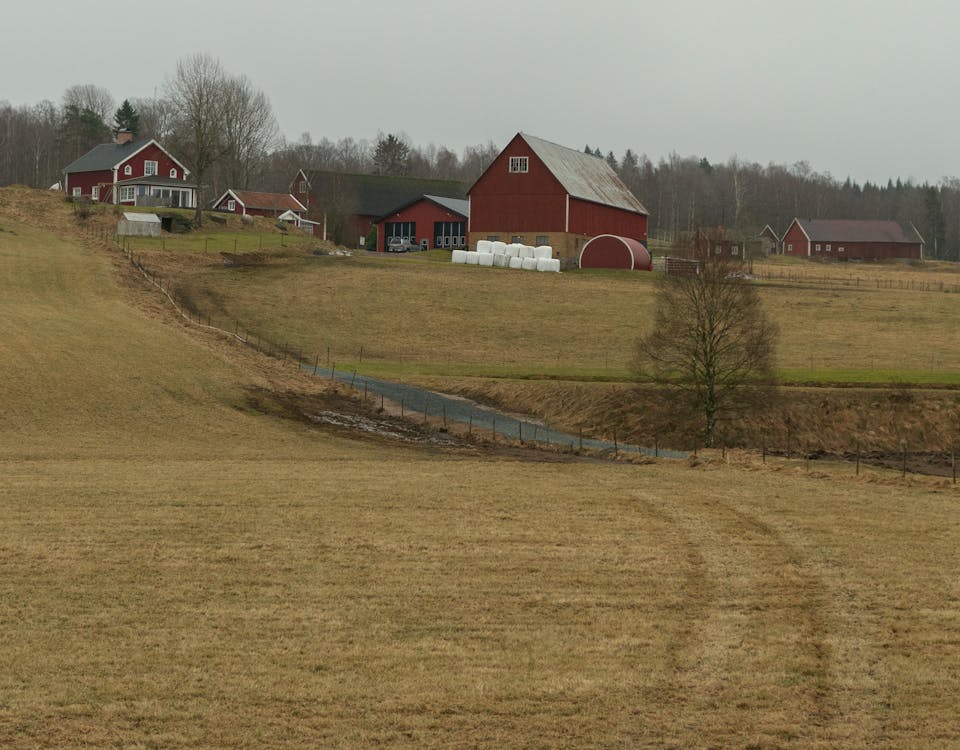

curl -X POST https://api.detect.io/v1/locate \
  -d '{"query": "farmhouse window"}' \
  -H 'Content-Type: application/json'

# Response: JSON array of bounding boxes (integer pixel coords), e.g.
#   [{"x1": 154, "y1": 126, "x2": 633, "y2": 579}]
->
[
  {"x1": 787, "y1": 243, "x2": 793, "y2": 252},
  {"x1": 120, "y1": 186, "x2": 136, "y2": 202},
  {"x1": 71, "y1": 187, "x2": 81, "y2": 197},
  {"x1": 508, "y1": 156, "x2": 529, "y2": 173},
  {"x1": 124, "y1": 164, "x2": 132, "y2": 176},
  {"x1": 144, "y1": 160, "x2": 158, "y2": 177},
  {"x1": 298, "y1": 181, "x2": 307, "y2": 193},
  {"x1": 227, "y1": 200, "x2": 236, "y2": 212},
  {"x1": 169, "y1": 168, "x2": 177, "y2": 178},
  {"x1": 91, "y1": 186, "x2": 99, "y2": 201}
]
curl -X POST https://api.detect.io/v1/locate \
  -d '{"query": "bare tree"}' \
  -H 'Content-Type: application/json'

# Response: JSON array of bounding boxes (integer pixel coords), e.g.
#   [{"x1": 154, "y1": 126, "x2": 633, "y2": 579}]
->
[
  {"x1": 635, "y1": 261, "x2": 778, "y2": 447},
  {"x1": 165, "y1": 54, "x2": 229, "y2": 224},
  {"x1": 62, "y1": 84, "x2": 115, "y2": 125},
  {"x1": 219, "y1": 74, "x2": 279, "y2": 190},
  {"x1": 133, "y1": 96, "x2": 175, "y2": 142}
]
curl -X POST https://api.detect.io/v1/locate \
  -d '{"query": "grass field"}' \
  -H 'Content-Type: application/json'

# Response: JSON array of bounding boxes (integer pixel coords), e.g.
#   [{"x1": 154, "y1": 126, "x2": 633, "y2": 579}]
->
[{"x1": 3, "y1": 189, "x2": 960, "y2": 746}]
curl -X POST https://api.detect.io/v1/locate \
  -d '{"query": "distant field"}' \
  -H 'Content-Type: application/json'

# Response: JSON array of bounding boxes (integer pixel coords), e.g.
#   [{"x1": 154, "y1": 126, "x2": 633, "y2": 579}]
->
[
  {"x1": 154, "y1": 250, "x2": 960, "y2": 383},
  {"x1": 3, "y1": 190, "x2": 960, "y2": 747}
]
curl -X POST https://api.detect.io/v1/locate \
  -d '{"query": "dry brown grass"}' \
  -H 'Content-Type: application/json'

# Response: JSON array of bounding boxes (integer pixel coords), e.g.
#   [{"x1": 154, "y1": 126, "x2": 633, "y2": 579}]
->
[{"x1": 3, "y1": 188, "x2": 960, "y2": 747}]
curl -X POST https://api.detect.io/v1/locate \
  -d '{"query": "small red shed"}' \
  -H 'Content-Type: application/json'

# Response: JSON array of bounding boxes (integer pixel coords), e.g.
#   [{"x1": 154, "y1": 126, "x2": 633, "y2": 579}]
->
[{"x1": 579, "y1": 234, "x2": 651, "y2": 270}]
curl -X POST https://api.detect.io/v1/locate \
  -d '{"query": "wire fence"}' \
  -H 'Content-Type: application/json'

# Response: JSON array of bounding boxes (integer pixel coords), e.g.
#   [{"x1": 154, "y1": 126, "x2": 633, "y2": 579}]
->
[{"x1": 82, "y1": 227, "x2": 960, "y2": 479}]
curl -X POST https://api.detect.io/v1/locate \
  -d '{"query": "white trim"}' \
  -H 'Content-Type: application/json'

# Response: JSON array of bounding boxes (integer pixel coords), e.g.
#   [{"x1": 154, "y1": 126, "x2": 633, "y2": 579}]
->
[
  {"x1": 508, "y1": 155, "x2": 529, "y2": 173},
  {"x1": 112, "y1": 139, "x2": 191, "y2": 176},
  {"x1": 124, "y1": 164, "x2": 132, "y2": 176},
  {"x1": 564, "y1": 194, "x2": 570, "y2": 233},
  {"x1": 91, "y1": 186, "x2": 99, "y2": 201},
  {"x1": 169, "y1": 167, "x2": 177, "y2": 179},
  {"x1": 144, "y1": 160, "x2": 158, "y2": 177}
]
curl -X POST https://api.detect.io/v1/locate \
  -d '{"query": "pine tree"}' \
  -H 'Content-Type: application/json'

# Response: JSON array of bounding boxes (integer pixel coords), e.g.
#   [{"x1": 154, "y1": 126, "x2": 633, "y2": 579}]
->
[{"x1": 112, "y1": 99, "x2": 140, "y2": 137}]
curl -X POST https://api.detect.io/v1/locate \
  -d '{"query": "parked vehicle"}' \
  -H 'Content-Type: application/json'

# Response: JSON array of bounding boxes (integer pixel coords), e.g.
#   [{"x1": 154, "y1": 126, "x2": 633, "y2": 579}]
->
[{"x1": 386, "y1": 237, "x2": 420, "y2": 253}]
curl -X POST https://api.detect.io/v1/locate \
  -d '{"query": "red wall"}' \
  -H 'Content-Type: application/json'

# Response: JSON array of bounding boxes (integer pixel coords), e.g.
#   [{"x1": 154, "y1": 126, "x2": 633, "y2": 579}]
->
[
  {"x1": 468, "y1": 134, "x2": 568, "y2": 231},
  {"x1": 374, "y1": 198, "x2": 467, "y2": 251},
  {"x1": 782, "y1": 222, "x2": 809, "y2": 256},
  {"x1": 118, "y1": 142, "x2": 184, "y2": 182},
  {"x1": 65, "y1": 169, "x2": 113, "y2": 201},
  {"x1": 569, "y1": 198, "x2": 647, "y2": 241}
]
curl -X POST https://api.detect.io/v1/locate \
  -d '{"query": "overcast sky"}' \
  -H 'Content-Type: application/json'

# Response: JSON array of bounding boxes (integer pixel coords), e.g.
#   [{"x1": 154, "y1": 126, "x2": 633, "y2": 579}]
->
[{"x1": 5, "y1": 0, "x2": 956, "y2": 185}]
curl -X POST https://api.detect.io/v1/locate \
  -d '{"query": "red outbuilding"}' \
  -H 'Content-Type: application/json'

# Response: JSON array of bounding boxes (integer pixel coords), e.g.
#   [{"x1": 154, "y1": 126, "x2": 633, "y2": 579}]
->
[
  {"x1": 579, "y1": 234, "x2": 652, "y2": 270},
  {"x1": 62, "y1": 131, "x2": 196, "y2": 208},
  {"x1": 782, "y1": 218, "x2": 924, "y2": 261},
  {"x1": 212, "y1": 189, "x2": 306, "y2": 219},
  {"x1": 467, "y1": 133, "x2": 649, "y2": 263},
  {"x1": 373, "y1": 194, "x2": 469, "y2": 252}
]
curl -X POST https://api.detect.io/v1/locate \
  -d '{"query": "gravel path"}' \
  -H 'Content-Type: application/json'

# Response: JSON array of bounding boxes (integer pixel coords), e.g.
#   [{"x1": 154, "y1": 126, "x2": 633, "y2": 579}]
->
[{"x1": 305, "y1": 365, "x2": 687, "y2": 459}]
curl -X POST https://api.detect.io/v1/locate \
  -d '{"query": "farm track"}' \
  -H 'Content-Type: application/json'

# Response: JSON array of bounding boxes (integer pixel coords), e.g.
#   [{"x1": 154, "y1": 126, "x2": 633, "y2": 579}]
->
[{"x1": 628, "y1": 490, "x2": 896, "y2": 748}]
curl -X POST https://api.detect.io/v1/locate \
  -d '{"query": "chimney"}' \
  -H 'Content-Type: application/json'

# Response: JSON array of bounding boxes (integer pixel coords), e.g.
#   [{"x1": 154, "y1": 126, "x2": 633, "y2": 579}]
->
[{"x1": 116, "y1": 129, "x2": 134, "y2": 145}]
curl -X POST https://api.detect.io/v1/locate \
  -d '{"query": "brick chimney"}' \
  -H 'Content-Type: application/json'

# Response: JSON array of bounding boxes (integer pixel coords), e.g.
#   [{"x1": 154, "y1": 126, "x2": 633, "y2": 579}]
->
[{"x1": 116, "y1": 129, "x2": 134, "y2": 145}]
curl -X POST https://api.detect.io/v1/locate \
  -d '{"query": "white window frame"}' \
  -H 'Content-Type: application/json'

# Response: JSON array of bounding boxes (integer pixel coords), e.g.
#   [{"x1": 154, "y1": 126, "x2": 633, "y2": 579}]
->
[
  {"x1": 124, "y1": 164, "x2": 132, "y2": 176},
  {"x1": 508, "y1": 156, "x2": 528, "y2": 173},
  {"x1": 787, "y1": 243, "x2": 793, "y2": 252},
  {"x1": 169, "y1": 168, "x2": 177, "y2": 179},
  {"x1": 71, "y1": 186, "x2": 81, "y2": 198},
  {"x1": 815, "y1": 243, "x2": 822, "y2": 252},
  {"x1": 826, "y1": 243, "x2": 832, "y2": 252},
  {"x1": 144, "y1": 160, "x2": 158, "y2": 177},
  {"x1": 298, "y1": 180, "x2": 307, "y2": 193},
  {"x1": 120, "y1": 186, "x2": 136, "y2": 202},
  {"x1": 732, "y1": 245, "x2": 740, "y2": 256},
  {"x1": 227, "y1": 199, "x2": 236, "y2": 212},
  {"x1": 838, "y1": 246, "x2": 845, "y2": 253},
  {"x1": 91, "y1": 186, "x2": 99, "y2": 201}
]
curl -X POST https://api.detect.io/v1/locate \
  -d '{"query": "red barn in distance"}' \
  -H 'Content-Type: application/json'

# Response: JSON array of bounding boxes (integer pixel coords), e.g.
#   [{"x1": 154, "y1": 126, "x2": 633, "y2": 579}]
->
[
  {"x1": 374, "y1": 194, "x2": 469, "y2": 252},
  {"x1": 468, "y1": 133, "x2": 648, "y2": 264},
  {"x1": 212, "y1": 189, "x2": 306, "y2": 219},
  {"x1": 782, "y1": 218, "x2": 924, "y2": 261}
]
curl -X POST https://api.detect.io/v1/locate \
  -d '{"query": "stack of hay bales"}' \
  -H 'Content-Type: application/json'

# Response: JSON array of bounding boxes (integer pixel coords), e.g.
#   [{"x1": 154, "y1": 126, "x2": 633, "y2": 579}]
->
[{"x1": 452, "y1": 241, "x2": 559, "y2": 272}]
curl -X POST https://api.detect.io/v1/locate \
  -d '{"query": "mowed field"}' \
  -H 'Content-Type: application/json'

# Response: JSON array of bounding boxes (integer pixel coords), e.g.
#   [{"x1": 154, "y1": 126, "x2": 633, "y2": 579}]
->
[
  {"x1": 2, "y1": 192, "x2": 960, "y2": 747},
  {"x1": 157, "y1": 249, "x2": 960, "y2": 383}
]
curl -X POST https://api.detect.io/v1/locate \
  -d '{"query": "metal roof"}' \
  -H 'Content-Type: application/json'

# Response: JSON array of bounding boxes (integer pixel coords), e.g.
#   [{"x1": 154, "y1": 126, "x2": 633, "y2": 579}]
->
[
  {"x1": 423, "y1": 195, "x2": 469, "y2": 217},
  {"x1": 519, "y1": 133, "x2": 649, "y2": 215},
  {"x1": 63, "y1": 139, "x2": 153, "y2": 173},
  {"x1": 121, "y1": 212, "x2": 161, "y2": 223},
  {"x1": 299, "y1": 170, "x2": 466, "y2": 217},
  {"x1": 116, "y1": 175, "x2": 197, "y2": 188},
  {"x1": 794, "y1": 219, "x2": 922, "y2": 244},
  {"x1": 217, "y1": 190, "x2": 305, "y2": 212}
]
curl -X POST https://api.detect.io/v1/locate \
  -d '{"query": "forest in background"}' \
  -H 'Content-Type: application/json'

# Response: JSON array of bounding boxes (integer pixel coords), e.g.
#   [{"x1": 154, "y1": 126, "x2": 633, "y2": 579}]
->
[{"x1": 1, "y1": 55, "x2": 955, "y2": 257}]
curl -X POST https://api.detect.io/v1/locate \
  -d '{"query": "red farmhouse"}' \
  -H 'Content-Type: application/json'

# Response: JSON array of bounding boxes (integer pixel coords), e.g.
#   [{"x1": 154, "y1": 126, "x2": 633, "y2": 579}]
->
[
  {"x1": 468, "y1": 133, "x2": 649, "y2": 263},
  {"x1": 374, "y1": 195, "x2": 469, "y2": 252},
  {"x1": 62, "y1": 131, "x2": 196, "y2": 208},
  {"x1": 291, "y1": 170, "x2": 466, "y2": 248},
  {"x1": 782, "y1": 218, "x2": 924, "y2": 261},
  {"x1": 212, "y1": 189, "x2": 306, "y2": 219}
]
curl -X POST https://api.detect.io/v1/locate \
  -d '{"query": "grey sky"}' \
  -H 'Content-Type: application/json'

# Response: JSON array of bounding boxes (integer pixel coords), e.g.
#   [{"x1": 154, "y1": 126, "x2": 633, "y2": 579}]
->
[{"x1": 5, "y1": 0, "x2": 956, "y2": 185}]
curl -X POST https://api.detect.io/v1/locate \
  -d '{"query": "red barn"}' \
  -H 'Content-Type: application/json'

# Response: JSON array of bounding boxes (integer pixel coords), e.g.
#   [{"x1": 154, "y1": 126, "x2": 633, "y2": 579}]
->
[
  {"x1": 468, "y1": 133, "x2": 649, "y2": 263},
  {"x1": 212, "y1": 189, "x2": 306, "y2": 219},
  {"x1": 62, "y1": 131, "x2": 196, "y2": 208},
  {"x1": 291, "y1": 169, "x2": 466, "y2": 248},
  {"x1": 782, "y1": 218, "x2": 924, "y2": 261},
  {"x1": 373, "y1": 194, "x2": 469, "y2": 252}
]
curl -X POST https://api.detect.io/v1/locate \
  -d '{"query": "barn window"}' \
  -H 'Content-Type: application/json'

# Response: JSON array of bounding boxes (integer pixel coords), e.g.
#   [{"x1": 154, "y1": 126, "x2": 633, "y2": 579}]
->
[
  {"x1": 91, "y1": 186, "x2": 99, "y2": 201},
  {"x1": 839, "y1": 246, "x2": 845, "y2": 252},
  {"x1": 144, "y1": 160, "x2": 158, "y2": 176},
  {"x1": 826, "y1": 243, "x2": 832, "y2": 252},
  {"x1": 509, "y1": 156, "x2": 528, "y2": 173},
  {"x1": 536, "y1": 235, "x2": 549, "y2": 245},
  {"x1": 715, "y1": 244, "x2": 722, "y2": 255},
  {"x1": 815, "y1": 243, "x2": 821, "y2": 252},
  {"x1": 511, "y1": 236, "x2": 525, "y2": 244},
  {"x1": 487, "y1": 235, "x2": 499, "y2": 241},
  {"x1": 227, "y1": 200, "x2": 236, "y2": 212},
  {"x1": 732, "y1": 245, "x2": 739, "y2": 255},
  {"x1": 169, "y1": 168, "x2": 177, "y2": 178},
  {"x1": 124, "y1": 164, "x2": 132, "y2": 176},
  {"x1": 71, "y1": 187, "x2": 81, "y2": 198},
  {"x1": 298, "y1": 180, "x2": 307, "y2": 193},
  {"x1": 787, "y1": 243, "x2": 793, "y2": 252}
]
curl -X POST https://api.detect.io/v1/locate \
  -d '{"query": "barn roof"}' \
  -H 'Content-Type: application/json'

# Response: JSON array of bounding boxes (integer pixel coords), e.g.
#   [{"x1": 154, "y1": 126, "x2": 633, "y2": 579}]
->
[
  {"x1": 217, "y1": 189, "x2": 305, "y2": 212},
  {"x1": 374, "y1": 193, "x2": 470, "y2": 221},
  {"x1": 298, "y1": 170, "x2": 467, "y2": 217},
  {"x1": 793, "y1": 218, "x2": 922, "y2": 244},
  {"x1": 520, "y1": 133, "x2": 649, "y2": 215}
]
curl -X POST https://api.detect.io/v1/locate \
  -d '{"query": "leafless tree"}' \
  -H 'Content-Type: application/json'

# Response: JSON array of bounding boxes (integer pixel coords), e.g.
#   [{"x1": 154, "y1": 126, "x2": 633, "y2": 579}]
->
[
  {"x1": 635, "y1": 260, "x2": 778, "y2": 447},
  {"x1": 62, "y1": 84, "x2": 114, "y2": 125},
  {"x1": 219, "y1": 75, "x2": 279, "y2": 189},
  {"x1": 165, "y1": 54, "x2": 229, "y2": 224}
]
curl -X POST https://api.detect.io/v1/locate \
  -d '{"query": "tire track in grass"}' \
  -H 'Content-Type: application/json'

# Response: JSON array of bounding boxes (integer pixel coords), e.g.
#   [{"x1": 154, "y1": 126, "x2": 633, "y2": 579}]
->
[{"x1": 636, "y1": 491, "x2": 842, "y2": 748}]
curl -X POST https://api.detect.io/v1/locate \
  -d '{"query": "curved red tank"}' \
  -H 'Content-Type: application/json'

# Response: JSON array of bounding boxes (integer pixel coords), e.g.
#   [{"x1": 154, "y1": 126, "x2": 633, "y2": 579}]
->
[{"x1": 579, "y1": 234, "x2": 652, "y2": 270}]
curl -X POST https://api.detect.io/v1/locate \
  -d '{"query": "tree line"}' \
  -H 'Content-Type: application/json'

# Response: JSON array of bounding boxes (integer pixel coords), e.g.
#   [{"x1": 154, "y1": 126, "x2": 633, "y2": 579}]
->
[{"x1": 1, "y1": 53, "x2": 957, "y2": 256}]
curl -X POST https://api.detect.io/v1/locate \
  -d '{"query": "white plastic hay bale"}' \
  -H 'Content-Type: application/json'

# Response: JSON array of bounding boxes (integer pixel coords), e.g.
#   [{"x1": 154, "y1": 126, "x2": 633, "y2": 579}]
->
[
  {"x1": 478, "y1": 252, "x2": 494, "y2": 267},
  {"x1": 476, "y1": 240, "x2": 493, "y2": 254},
  {"x1": 521, "y1": 257, "x2": 538, "y2": 271},
  {"x1": 451, "y1": 249, "x2": 468, "y2": 264},
  {"x1": 537, "y1": 257, "x2": 561, "y2": 272},
  {"x1": 505, "y1": 244, "x2": 520, "y2": 258},
  {"x1": 491, "y1": 241, "x2": 507, "y2": 255},
  {"x1": 493, "y1": 254, "x2": 508, "y2": 268},
  {"x1": 534, "y1": 245, "x2": 553, "y2": 260},
  {"x1": 465, "y1": 252, "x2": 480, "y2": 265},
  {"x1": 519, "y1": 245, "x2": 535, "y2": 259},
  {"x1": 508, "y1": 256, "x2": 524, "y2": 270}
]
